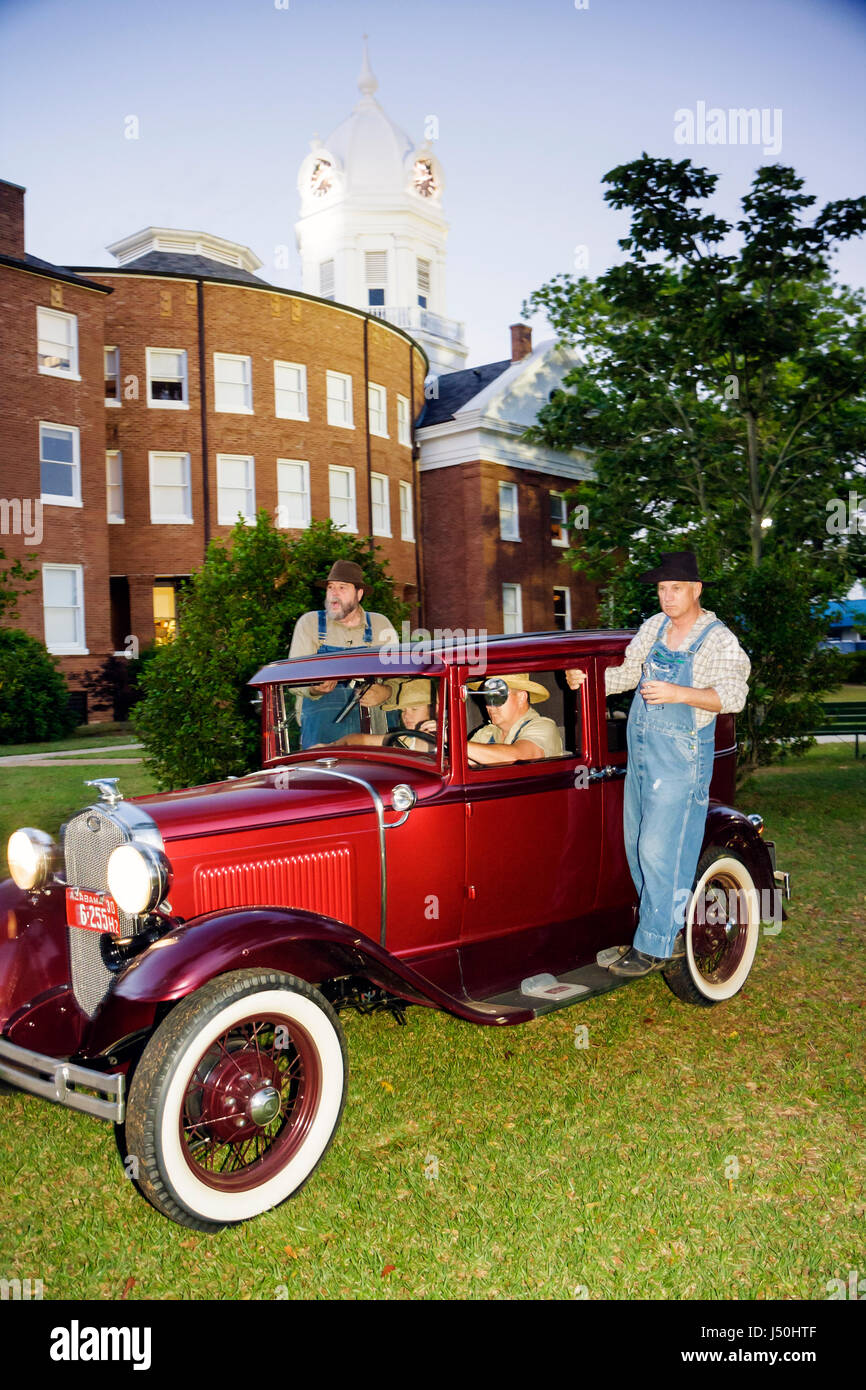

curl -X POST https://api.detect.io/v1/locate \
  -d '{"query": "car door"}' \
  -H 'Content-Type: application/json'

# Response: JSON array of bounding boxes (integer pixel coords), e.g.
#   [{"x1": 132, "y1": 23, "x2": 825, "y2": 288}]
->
[{"x1": 458, "y1": 659, "x2": 603, "y2": 998}]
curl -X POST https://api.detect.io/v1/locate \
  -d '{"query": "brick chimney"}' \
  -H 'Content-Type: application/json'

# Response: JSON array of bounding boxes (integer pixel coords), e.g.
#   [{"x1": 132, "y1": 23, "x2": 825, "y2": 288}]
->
[
  {"x1": 0, "y1": 180, "x2": 26, "y2": 258},
  {"x1": 510, "y1": 322, "x2": 532, "y2": 362}
]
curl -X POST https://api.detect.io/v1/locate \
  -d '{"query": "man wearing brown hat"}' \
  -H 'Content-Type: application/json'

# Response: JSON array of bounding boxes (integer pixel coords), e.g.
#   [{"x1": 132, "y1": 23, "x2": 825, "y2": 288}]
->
[
  {"x1": 288, "y1": 560, "x2": 399, "y2": 747},
  {"x1": 467, "y1": 673, "x2": 563, "y2": 764},
  {"x1": 567, "y1": 551, "x2": 750, "y2": 977}
]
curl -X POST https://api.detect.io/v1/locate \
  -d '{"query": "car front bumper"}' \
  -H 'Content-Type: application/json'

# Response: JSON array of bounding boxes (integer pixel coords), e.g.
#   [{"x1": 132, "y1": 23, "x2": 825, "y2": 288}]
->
[{"x1": 0, "y1": 1038, "x2": 124, "y2": 1123}]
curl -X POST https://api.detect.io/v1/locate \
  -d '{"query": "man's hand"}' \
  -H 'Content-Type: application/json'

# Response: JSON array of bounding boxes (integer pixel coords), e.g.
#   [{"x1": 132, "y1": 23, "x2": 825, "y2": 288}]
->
[
  {"x1": 359, "y1": 682, "x2": 392, "y2": 707},
  {"x1": 565, "y1": 668, "x2": 587, "y2": 691},
  {"x1": 310, "y1": 679, "x2": 338, "y2": 694},
  {"x1": 640, "y1": 680, "x2": 681, "y2": 704}
]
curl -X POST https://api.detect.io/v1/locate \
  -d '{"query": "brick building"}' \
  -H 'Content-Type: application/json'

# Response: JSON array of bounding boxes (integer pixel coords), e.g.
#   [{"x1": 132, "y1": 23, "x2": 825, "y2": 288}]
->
[
  {"x1": 417, "y1": 325, "x2": 598, "y2": 635},
  {"x1": 0, "y1": 180, "x2": 114, "y2": 716}
]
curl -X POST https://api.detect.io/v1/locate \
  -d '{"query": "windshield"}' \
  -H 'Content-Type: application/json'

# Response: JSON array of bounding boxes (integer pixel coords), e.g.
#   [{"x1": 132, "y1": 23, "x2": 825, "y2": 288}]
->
[{"x1": 271, "y1": 674, "x2": 445, "y2": 762}]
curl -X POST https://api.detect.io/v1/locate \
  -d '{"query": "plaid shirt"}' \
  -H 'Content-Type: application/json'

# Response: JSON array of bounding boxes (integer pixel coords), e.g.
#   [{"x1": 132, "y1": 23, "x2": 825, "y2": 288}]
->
[{"x1": 605, "y1": 609, "x2": 751, "y2": 730}]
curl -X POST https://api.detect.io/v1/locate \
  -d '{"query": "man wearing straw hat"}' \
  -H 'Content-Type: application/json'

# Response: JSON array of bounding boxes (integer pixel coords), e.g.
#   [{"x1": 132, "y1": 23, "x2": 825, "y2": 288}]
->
[{"x1": 467, "y1": 673, "x2": 563, "y2": 765}]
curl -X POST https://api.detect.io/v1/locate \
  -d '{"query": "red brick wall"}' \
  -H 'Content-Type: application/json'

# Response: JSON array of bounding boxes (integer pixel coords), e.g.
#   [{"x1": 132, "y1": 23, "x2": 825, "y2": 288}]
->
[
  {"x1": 0, "y1": 263, "x2": 112, "y2": 705},
  {"x1": 421, "y1": 458, "x2": 599, "y2": 634},
  {"x1": 87, "y1": 270, "x2": 427, "y2": 647}
]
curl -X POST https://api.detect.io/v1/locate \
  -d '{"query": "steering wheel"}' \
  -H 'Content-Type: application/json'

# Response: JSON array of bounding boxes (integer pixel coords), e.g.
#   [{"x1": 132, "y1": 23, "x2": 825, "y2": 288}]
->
[{"x1": 382, "y1": 728, "x2": 437, "y2": 749}]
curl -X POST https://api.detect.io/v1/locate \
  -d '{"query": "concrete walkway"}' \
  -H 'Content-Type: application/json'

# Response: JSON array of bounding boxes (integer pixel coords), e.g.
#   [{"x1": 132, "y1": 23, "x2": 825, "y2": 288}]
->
[{"x1": 0, "y1": 742, "x2": 144, "y2": 768}]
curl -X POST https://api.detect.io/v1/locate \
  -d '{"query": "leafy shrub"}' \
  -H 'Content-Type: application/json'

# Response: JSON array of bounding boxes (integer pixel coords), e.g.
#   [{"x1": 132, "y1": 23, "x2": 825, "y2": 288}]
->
[{"x1": 0, "y1": 629, "x2": 79, "y2": 744}]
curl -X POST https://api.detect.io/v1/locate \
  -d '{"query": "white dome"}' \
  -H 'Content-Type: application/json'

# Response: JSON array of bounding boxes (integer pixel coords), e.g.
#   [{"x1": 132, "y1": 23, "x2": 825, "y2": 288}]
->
[{"x1": 322, "y1": 41, "x2": 414, "y2": 197}]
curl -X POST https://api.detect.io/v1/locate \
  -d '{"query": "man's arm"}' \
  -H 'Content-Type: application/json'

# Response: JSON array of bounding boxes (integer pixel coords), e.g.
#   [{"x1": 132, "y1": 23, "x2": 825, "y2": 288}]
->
[
  {"x1": 288, "y1": 611, "x2": 335, "y2": 696},
  {"x1": 467, "y1": 738, "x2": 545, "y2": 764},
  {"x1": 642, "y1": 628, "x2": 751, "y2": 713},
  {"x1": 566, "y1": 616, "x2": 662, "y2": 696}
]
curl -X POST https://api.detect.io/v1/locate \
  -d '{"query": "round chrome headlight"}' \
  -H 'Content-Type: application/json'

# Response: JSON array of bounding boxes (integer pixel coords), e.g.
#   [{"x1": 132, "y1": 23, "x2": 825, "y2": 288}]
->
[
  {"x1": 7, "y1": 828, "x2": 58, "y2": 891},
  {"x1": 107, "y1": 842, "x2": 169, "y2": 916}
]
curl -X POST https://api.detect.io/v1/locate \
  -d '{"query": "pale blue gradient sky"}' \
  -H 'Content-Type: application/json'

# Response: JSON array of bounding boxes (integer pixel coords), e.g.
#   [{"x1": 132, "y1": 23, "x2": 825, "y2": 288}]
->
[{"x1": 1, "y1": 0, "x2": 864, "y2": 366}]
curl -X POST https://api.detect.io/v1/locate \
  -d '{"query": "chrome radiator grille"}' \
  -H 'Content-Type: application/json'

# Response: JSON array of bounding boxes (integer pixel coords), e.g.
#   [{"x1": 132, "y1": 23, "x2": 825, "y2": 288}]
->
[{"x1": 63, "y1": 807, "x2": 137, "y2": 1018}]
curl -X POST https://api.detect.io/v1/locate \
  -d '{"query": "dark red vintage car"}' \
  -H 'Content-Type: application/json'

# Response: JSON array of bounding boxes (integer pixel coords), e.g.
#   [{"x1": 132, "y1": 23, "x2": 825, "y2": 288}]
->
[{"x1": 0, "y1": 631, "x2": 789, "y2": 1229}]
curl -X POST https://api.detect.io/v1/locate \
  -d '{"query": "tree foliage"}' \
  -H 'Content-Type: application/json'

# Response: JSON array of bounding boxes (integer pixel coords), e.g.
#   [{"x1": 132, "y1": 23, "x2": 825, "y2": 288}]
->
[
  {"x1": 133, "y1": 514, "x2": 409, "y2": 789},
  {"x1": 525, "y1": 156, "x2": 866, "y2": 774}
]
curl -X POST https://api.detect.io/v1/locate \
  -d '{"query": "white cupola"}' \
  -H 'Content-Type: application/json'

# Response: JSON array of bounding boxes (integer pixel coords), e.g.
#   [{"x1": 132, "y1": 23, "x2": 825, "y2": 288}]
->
[{"x1": 295, "y1": 39, "x2": 467, "y2": 372}]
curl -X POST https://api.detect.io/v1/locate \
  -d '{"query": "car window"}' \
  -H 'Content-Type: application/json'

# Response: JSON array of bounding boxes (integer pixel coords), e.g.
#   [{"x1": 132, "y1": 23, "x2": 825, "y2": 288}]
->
[
  {"x1": 466, "y1": 668, "x2": 582, "y2": 763},
  {"x1": 273, "y1": 676, "x2": 443, "y2": 760}
]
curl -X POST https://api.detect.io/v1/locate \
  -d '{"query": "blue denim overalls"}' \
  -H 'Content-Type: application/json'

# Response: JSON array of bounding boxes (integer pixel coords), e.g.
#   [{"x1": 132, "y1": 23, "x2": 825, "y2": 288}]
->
[
  {"x1": 300, "y1": 609, "x2": 374, "y2": 749},
  {"x1": 624, "y1": 618, "x2": 722, "y2": 957}
]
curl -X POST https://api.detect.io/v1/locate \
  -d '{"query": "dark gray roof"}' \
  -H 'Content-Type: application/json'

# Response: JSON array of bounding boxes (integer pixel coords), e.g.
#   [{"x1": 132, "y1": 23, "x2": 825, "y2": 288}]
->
[
  {"x1": 0, "y1": 250, "x2": 112, "y2": 292},
  {"x1": 69, "y1": 251, "x2": 271, "y2": 286},
  {"x1": 416, "y1": 359, "x2": 513, "y2": 426}
]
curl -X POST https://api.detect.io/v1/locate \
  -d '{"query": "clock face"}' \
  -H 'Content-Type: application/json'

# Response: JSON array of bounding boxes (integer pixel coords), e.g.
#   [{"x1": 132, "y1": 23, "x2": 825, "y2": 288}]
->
[
  {"x1": 412, "y1": 157, "x2": 437, "y2": 198},
  {"x1": 310, "y1": 157, "x2": 333, "y2": 198}
]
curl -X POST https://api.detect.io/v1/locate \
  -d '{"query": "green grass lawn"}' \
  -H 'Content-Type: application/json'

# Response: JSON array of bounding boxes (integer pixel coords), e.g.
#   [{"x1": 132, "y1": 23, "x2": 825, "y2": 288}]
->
[
  {"x1": 0, "y1": 744, "x2": 863, "y2": 1300},
  {"x1": 0, "y1": 722, "x2": 138, "y2": 758},
  {"x1": 823, "y1": 683, "x2": 866, "y2": 703}
]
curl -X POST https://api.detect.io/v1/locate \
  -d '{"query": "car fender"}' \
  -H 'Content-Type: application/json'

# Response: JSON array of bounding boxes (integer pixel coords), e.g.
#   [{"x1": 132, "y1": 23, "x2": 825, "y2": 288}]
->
[{"x1": 702, "y1": 805, "x2": 780, "y2": 917}]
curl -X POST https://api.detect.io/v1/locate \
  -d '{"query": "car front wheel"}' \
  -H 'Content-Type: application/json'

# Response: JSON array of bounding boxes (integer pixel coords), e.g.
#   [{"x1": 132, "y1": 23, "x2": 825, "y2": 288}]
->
[
  {"x1": 124, "y1": 969, "x2": 347, "y2": 1230},
  {"x1": 663, "y1": 851, "x2": 761, "y2": 1007}
]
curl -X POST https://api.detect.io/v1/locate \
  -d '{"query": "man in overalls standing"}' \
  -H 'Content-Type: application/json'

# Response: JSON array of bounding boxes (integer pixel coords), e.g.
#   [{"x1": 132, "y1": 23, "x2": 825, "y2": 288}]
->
[
  {"x1": 288, "y1": 560, "x2": 398, "y2": 748},
  {"x1": 568, "y1": 551, "x2": 750, "y2": 977}
]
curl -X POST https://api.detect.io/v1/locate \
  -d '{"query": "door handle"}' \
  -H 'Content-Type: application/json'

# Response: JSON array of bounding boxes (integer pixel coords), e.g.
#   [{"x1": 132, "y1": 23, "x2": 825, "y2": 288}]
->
[{"x1": 587, "y1": 765, "x2": 627, "y2": 781}]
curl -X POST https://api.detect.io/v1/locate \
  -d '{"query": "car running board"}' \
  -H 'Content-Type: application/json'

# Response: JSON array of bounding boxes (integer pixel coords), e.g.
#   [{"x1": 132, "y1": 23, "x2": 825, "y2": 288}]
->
[{"x1": 473, "y1": 950, "x2": 634, "y2": 1018}]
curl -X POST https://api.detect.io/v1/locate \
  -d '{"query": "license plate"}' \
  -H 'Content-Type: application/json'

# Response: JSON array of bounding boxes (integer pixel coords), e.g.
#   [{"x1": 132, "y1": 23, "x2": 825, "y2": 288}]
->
[{"x1": 66, "y1": 887, "x2": 121, "y2": 934}]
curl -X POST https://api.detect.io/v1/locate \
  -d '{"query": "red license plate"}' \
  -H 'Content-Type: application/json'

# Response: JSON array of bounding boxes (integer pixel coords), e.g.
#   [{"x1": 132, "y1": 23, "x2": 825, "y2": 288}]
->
[{"x1": 66, "y1": 887, "x2": 121, "y2": 934}]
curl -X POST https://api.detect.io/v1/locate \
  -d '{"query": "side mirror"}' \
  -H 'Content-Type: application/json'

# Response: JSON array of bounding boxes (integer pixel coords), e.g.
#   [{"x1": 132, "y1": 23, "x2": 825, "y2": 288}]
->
[{"x1": 474, "y1": 677, "x2": 509, "y2": 707}]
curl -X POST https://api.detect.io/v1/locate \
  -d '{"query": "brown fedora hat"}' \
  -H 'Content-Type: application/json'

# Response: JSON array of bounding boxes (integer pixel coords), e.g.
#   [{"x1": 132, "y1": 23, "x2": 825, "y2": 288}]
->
[{"x1": 323, "y1": 560, "x2": 364, "y2": 587}]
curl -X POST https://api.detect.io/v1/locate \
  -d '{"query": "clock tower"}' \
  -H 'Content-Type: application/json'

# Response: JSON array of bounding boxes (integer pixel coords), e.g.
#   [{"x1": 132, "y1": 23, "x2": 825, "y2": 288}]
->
[{"x1": 295, "y1": 39, "x2": 468, "y2": 373}]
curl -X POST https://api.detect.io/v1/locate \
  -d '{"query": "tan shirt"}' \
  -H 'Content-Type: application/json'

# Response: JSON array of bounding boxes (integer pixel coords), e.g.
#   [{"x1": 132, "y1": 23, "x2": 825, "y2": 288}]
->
[
  {"x1": 469, "y1": 711, "x2": 563, "y2": 758},
  {"x1": 605, "y1": 609, "x2": 750, "y2": 731}
]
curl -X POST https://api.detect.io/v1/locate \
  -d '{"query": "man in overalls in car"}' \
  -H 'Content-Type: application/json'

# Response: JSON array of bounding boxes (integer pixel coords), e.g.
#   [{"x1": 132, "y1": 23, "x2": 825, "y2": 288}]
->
[
  {"x1": 288, "y1": 560, "x2": 398, "y2": 748},
  {"x1": 568, "y1": 551, "x2": 750, "y2": 977}
]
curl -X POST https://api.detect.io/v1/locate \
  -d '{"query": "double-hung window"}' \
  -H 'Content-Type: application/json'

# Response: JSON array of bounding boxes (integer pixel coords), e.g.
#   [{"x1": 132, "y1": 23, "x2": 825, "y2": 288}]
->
[
  {"x1": 276, "y1": 459, "x2": 311, "y2": 529},
  {"x1": 149, "y1": 452, "x2": 192, "y2": 523},
  {"x1": 217, "y1": 454, "x2": 256, "y2": 525},
  {"x1": 37, "y1": 308, "x2": 78, "y2": 378},
  {"x1": 329, "y1": 465, "x2": 357, "y2": 532},
  {"x1": 106, "y1": 451, "x2": 124, "y2": 523},
  {"x1": 368, "y1": 382, "x2": 388, "y2": 437},
  {"x1": 274, "y1": 361, "x2": 308, "y2": 419},
  {"x1": 499, "y1": 481, "x2": 520, "y2": 540},
  {"x1": 326, "y1": 371, "x2": 353, "y2": 428},
  {"x1": 40, "y1": 423, "x2": 81, "y2": 507},
  {"x1": 371, "y1": 473, "x2": 391, "y2": 536},
  {"x1": 399, "y1": 480, "x2": 414, "y2": 541},
  {"x1": 42, "y1": 564, "x2": 86, "y2": 654},
  {"x1": 214, "y1": 353, "x2": 253, "y2": 413},
  {"x1": 146, "y1": 348, "x2": 188, "y2": 407},
  {"x1": 502, "y1": 583, "x2": 523, "y2": 634},
  {"x1": 397, "y1": 394, "x2": 411, "y2": 446}
]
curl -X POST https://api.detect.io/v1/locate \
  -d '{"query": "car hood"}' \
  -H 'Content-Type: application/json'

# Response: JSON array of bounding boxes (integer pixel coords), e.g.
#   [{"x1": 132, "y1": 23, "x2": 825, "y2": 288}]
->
[{"x1": 132, "y1": 758, "x2": 446, "y2": 843}]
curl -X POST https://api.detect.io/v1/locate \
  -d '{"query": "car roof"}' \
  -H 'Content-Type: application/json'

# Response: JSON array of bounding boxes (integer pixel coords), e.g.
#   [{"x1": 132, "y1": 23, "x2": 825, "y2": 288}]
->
[{"x1": 249, "y1": 629, "x2": 635, "y2": 686}]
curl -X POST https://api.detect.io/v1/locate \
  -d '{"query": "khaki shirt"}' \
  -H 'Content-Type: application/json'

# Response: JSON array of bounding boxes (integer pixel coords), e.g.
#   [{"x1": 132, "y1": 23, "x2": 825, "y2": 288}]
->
[{"x1": 469, "y1": 712, "x2": 563, "y2": 758}]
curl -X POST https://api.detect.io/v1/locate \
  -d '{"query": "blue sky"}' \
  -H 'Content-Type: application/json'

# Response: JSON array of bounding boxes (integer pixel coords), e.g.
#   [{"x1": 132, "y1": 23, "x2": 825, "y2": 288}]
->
[{"x1": 1, "y1": 0, "x2": 864, "y2": 366}]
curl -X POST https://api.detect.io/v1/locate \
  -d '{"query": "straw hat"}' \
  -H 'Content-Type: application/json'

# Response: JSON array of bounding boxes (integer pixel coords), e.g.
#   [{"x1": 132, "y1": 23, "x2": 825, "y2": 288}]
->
[
  {"x1": 395, "y1": 679, "x2": 432, "y2": 709},
  {"x1": 468, "y1": 673, "x2": 549, "y2": 704}
]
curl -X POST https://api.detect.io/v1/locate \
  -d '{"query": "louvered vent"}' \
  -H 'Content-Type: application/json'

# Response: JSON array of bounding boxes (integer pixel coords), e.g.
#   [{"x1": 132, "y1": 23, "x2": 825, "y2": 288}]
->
[{"x1": 194, "y1": 847, "x2": 353, "y2": 922}]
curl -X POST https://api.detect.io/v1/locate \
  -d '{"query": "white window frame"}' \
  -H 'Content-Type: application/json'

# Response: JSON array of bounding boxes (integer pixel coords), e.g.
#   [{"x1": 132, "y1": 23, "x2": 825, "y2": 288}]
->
[
  {"x1": 499, "y1": 481, "x2": 520, "y2": 541},
  {"x1": 274, "y1": 360, "x2": 308, "y2": 420},
  {"x1": 276, "y1": 458, "x2": 311, "y2": 529},
  {"x1": 328, "y1": 464, "x2": 357, "y2": 532},
  {"x1": 149, "y1": 451, "x2": 193, "y2": 524},
  {"x1": 42, "y1": 563, "x2": 87, "y2": 655},
  {"x1": 550, "y1": 491, "x2": 569, "y2": 547},
  {"x1": 39, "y1": 421, "x2": 81, "y2": 508},
  {"x1": 397, "y1": 393, "x2": 411, "y2": 447},
  {"x1": 146, "y1": 347, "x2": 189, "y2": 410},
  {"x1": 371, "y1": 472, "x2": 391, "y2": 537},
  {"x1": 553, "y1": 585, "x2": 572, "y2": 631},
  {"x1": 104, "y1": 346, "x2": 121, "y2": 406},
  {"x1": 37, "y1": 307, "x2": 79, "y2": 379},
  {"x1": 399, "y1": 480, "x2": 415, "y2": 542},
  {"x1": 214, "y1": 353, "x2": 253, "y2": 414},
  {"x1": 417, "y1": 258, "x2": 431, "y2": 309},
  {"x1": 326, "y1": 370, "x2": 354, "y2": 429},
  {"x1": 320, "y1": 259, "x2": 335, "y2": 300},
  {"x1": 368, "y1": 382, "x2": 388, "y2": 438},
  {"x1": 217, "y1": 454, "x2": 256, "y2": 526},
  {"x1": 502, "y1": 583, "x2": 523, "y2": 634},
  {"x1": 106, "y1": 450, "x2": 124, "y2": 524}
]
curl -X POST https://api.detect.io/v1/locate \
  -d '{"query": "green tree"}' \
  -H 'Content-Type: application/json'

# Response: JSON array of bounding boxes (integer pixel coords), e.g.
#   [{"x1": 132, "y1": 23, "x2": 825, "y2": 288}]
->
[
  {"x1": 0, "y1": 629, "x2": 79, "y2": 744},
  {"x1": 0, "y1": 547, "x2": 36, "y2": 624},
  {"x1": 525, "y1": 156, "x2": 866, "y2": 774},
  {"x1": 133, "y1": 513, "x2": 408, "y2": 789}
]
